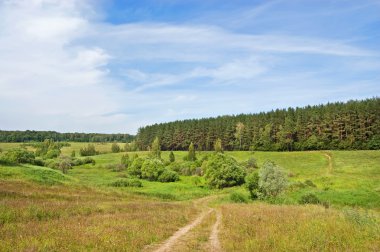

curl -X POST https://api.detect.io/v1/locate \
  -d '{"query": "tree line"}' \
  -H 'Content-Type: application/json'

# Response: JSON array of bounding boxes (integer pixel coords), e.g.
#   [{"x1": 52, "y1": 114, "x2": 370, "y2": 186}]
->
[
  {"x1": 0, "y1": 130, "x2": 134, "y2": 143},
  {"x1": 136, "y1": 98, "x2": 380, "y2": 151}
]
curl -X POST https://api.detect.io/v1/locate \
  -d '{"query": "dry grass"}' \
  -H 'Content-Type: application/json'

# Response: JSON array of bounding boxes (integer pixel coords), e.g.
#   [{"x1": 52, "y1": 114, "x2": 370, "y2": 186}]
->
[
  {"x1": 220, "y1": 203, "x2": 379, "y2": 252},
  {"x1": 0, "y1": 180, "x2": 200, "y2": 251}
]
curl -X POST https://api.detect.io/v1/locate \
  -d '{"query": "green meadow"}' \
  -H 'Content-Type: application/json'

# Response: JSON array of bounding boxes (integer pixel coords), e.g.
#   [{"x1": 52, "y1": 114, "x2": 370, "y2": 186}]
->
[{"x1": 0, "y1": 142, "x2": 379, "y2": 251}]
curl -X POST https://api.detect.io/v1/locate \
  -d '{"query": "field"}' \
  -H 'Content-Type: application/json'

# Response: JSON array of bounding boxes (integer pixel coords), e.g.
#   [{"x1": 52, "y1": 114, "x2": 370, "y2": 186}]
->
[{"x1": 0, "y1": 142, "x2": 379, "y2": 251}]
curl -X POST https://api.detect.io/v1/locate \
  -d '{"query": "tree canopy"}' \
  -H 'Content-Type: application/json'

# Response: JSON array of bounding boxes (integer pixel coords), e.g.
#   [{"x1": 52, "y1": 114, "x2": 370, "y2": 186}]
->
[{"x1": 136, "y1": 98, "x2": 380, "y2": 151}]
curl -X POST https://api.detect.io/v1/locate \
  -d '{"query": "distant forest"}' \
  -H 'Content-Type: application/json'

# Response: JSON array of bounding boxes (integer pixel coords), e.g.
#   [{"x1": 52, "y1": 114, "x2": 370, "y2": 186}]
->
[
  {"x1": 0, "y1": 130, "x2": 134, "y2": 143},
  {"x1": 136, "y1": 98, "x2": 380, "y2": 151}
]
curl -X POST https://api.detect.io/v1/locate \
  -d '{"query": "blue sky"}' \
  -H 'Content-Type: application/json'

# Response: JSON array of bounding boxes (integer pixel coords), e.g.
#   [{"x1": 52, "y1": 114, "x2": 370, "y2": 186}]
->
[{"x1": 0, "y1": 0, "x2": 379, "y2": 134}]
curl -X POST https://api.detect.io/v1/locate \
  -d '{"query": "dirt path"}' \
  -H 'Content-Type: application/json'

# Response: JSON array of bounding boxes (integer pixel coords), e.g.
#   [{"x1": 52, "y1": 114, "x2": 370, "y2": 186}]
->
[
  {"x1": 208, "y1": 209, "x2": 222, "y2": 251},
  {"x1": 152, "y1": 208, "x2": 213, "y2": 252},
  {"x1": 146, "y1": 195, "x2": 223, "y2": 252},
  {"x1": 322, "y1": 152, "x2": 333, "y2": 175}
]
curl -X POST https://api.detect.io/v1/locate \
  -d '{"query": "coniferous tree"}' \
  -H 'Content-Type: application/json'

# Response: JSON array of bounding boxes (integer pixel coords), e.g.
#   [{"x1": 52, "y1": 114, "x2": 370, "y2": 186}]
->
[
  {"x1": 187, "y1": 142, "x2": 196, "y2": 161},
  {"x1": 150, "y1": 137, "x2": 161, "y2": 158}
]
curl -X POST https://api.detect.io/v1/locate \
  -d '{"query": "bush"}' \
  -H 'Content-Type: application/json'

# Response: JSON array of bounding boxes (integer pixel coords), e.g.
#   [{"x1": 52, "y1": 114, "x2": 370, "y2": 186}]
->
[
  {"x1": 0, "y1": 148, "x2": 35, "y2": 164},
  {"x1": 111, "y1": 143, "x2": 121, "y2": 153},
  {"x1": 304, "y1": 179, "x2": 316, "y2": 187},
  {"x1": 128, "y1": 157, "x2": 144, "y2": 177},
  {"x1": 230, "y1": 192, "x2": 248, "y2": 203},
  {"x1": 79, "y1": 144, "x2": 98, "y2": 156},
  {"x1": 109, "y1": 179, "x2": 142, "y2": 187},
  {"x1": 259, "y1": 161, "x2": 288, "y2": 198},
  {"x1": 71, "y1": 157, "x2": 95, "y2": 166},
  {"x1": 158, "y1": 169, "x2": 179, "y2": 182},
  {"x1": 205, "y1": 153, "x2": 245, "y2": 189},
  {"x1": 141, "y1": 158, "x2": 165, "y2": 181},
  {"x1": 299, "y1": 193, "x2": 321, "y2": 204},
  {"x1": 121, "y1": 154, "x2": 130, "y2": 167},
  {"x1": 241, "y1": 157, "x2": 258, "y2": 172},
  {"x1": 245, "y1": 172, "x2": 260, "y2": 199},
  {"x1": 169, "y1": 151, "x2": 175, "y2": 162}
]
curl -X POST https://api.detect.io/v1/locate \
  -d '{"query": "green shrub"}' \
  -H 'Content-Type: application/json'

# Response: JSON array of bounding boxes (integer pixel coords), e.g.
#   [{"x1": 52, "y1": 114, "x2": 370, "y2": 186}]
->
[
  {"x1": 299, "y1": 193, "x2": 321, "y2": 204},
  {"x1": 304, "y1": 179, "x2": 316, "y2": 187},
  {"x1": 79, "y1": 144, "x2": 98, "y2": 156},
  {"x1": 141, "y1": 158, "x2": 165, "y2": 181},
  {"x1": 128, "y1": 157, "x2": 144, "y2": 177},
  {"x1": 259, "y1": 161, "x2": 288, "y2": 198},
  {"x1": 109, "y1": 179, "x2": 142, "y2": 187},
  {"x1": 230, "y1": 192, "x2": 248, "y2": 203},
  {"x1": 158, "y1": 169, "x2": 179, "y2": 182},
  {"x1": 169, "y1": 151, "x2": 175, "y2": 162},
  {"x1": 245, "y1": 172, "x2": 260, "y2": 199},
  {"x1": 205, "y1": 153, "x2": 245, "y2": 189},
  {"x1": 0, "y1": 148, "x2": 35, "y2": 164},
  {"x1": 111, "y1": 143, "x2": 121, "y2": 153}
]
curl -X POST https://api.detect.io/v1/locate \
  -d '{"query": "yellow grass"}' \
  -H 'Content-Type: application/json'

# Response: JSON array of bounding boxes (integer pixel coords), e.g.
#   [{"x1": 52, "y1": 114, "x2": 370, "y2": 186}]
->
[
  {"x1": 0, "y1": 180, "x2": 200, "y2": 251},
  {"x1": 220, "y1": 203, "x2": 379, "y2": 251}
]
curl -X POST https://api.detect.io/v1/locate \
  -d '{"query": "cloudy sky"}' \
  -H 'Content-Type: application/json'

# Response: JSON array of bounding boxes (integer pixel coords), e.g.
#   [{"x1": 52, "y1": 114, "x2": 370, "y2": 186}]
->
[{"x1": 0, "y1": 0, "x2": 379, "y2": 134}]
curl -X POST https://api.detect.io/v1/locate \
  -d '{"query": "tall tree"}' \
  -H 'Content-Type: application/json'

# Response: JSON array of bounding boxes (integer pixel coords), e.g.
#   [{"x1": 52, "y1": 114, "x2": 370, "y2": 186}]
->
[
  {"x1": 150, "y1": 137, "x2": 161, "y2": 158},
  {"x1": 234, "y1": 122, "x2": 245, "y2": 150}
]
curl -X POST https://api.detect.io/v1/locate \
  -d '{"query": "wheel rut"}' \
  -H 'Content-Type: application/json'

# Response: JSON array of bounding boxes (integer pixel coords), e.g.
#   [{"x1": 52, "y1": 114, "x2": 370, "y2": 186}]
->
[{"x1": 145, "y1": 196, "x2": 223, "y2": 252}]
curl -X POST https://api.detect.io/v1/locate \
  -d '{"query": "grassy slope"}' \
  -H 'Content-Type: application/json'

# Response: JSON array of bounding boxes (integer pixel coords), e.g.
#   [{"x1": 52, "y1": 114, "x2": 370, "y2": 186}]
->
[{"x1": 1, "y1": 144, "x2": 379, "y2": 250}]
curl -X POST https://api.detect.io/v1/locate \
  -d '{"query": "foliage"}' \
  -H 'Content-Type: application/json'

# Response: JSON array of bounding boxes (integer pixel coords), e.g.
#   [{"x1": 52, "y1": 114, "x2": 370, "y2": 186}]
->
[
  {"x1": 141, "y1": 158, "x2": 165, "y2": 181},
  {"x1": 150, "y1": 137, "x2": 161, "y2": 158},
  {"x1": 186, "y1": 142, "x2": 196, "y2": 161},
  {"x1": 58, "y1": 156, "x2": 71, "y2": 174},
  {"x1": 214, "y1": 138, "x2": 223, "y2": 153},
  {"x1": 79, "y1": 144, "x2": 98, "y2": 156},
  {"x1": 111, "y1": 143, "x2": 121, "y2": 153},
  {"x1": 124, "y1": 140, "x2": 138, "y2": 152},
  {"x1": 136, "y1": 98, "x2": 380, "y2": 151},
  {"x1": 0, "y1": 130, "x2": 134, "y2": 142},
  {"x1": 204, "y1": 153, "x2": 245, "y2": 188},
  {"x1": 169, "y1": 151, "x2": 175, "y2": 162},
  {"x1": 299, "y1": 193, "x2": 321, "y2": 204},
  {"x1": 158, "y1": 169, "x2": 179, "y2": 182},
  {"x1": 258, "y1": 161, "x2": 288, "y2": 198},
  {"x1": 235, "y1": 122, "x2": 245, "y2": 150},
  {"x1": 230, "y1": 191, "x2": 248, "y2": 203},
  {"x1": 0, "y1": 148, "x2": 35, "y2": 165},
  {"x1": 245, "y1": 172, "x2": 260, "y2": 199},
  {"x1": 108, "y1": 178, "x2": 142, "y2": 187},
  {"x1": 128, "y1": 157, "x2": 144, "y2": 177},
  {"x1": 120, "y1": 154, "x2": 130, "y2": 167}
]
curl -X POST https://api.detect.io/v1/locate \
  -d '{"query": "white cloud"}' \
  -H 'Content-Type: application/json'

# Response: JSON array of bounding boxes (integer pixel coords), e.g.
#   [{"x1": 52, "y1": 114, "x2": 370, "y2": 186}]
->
[{"x1": 0, "y1": 0, "x2": 378, "y2": 134}]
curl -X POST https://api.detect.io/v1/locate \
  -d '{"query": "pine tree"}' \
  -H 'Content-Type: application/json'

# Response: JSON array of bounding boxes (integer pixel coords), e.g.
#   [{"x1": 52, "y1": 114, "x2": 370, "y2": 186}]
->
[
  {"x1": 214, "y1": 138, "x2": 223, "y2": 153},
  {"x1": 169, "y1": 151, "x2": 175, "y2": 162},
  {"x1": 150, "y1": 137, "x2": 161, "y2": 158},
  {"x1": 187, "y1": 142, "x2": 196, "y2": 161}
]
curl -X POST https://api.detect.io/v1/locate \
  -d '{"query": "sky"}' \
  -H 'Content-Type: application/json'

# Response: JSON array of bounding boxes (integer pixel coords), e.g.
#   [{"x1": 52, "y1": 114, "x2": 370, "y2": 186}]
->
[{"x1": 0, "y1": 0, "x2": 379, "y2": 134}]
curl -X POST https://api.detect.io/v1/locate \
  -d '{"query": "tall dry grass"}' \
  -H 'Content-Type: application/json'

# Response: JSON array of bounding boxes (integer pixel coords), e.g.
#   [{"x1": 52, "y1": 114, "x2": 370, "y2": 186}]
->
[
  {"x1": 220, "y1": 203, "x2": 379, "y2": 251},
  {"x1": 0, "y1": 181, "x2": 200, "y2": 251}
]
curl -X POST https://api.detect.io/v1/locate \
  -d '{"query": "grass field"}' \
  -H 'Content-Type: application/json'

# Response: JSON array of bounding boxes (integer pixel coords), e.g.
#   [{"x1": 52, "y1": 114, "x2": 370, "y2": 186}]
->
[{"x1": 0, "y1": 142, "x2": 379, "y2": 251}]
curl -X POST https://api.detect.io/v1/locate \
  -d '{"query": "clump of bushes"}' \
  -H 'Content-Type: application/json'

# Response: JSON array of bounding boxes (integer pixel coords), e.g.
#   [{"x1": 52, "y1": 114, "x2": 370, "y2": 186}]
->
[
  {"x1": 158, "y1": 169, "x2": 179, "y2": 182},
  {"x1": 299, "y1": 192, "x2": 320, "y2": 205},
  {"x1": 128, "y1": 157, "x2": 144, "y2": 177},
  {"x1": 230, "y1": 191, "x2": 248, "y2": 203},
  {"x1": 109, "y1": 179, "x2": 142, "y2": 187},
  {"x1": 204, "y1": 153, "x2": 245, "y2": 189},
  {"x1": 0, "y1": 148, "x2": 36, "y2": 165},
  {"x1": 258, "y1": 161, "x2": 288, "y2": 198},
  {"x1": 79, "y1": 144, "x2": 98, "y2": 156},
  {"x1": 111, "y1": 143, "x2": 121, "y2": 153},
  {"x1": 141, "y1": 158, "x2": 165, "y2": 181},
  {"x1": 245, "y1": 161, "x2": 288, "y2": 199}
]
